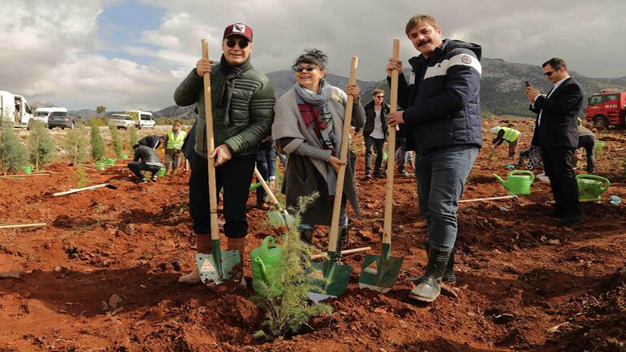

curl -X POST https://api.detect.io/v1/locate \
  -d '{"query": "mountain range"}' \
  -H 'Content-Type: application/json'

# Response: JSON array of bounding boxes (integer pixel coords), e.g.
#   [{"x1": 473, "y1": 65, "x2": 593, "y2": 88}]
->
[{"x1": 31, "y1": 58, "x2": 626, "y2": 120}]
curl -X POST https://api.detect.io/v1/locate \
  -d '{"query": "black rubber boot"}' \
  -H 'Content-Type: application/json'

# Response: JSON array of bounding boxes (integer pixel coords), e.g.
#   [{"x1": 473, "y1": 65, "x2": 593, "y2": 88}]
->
[
  {"x1": 409, "y1": 246, "x2": 452, "y2": 302},
  {"x1": 425, "y1": 243, "x2": 456, "y2": 283},
  {"x1": 335, "y1": 226, "x2": 349, "y2": 264},
  {"x1": 299, "y1": 229, "x2": 313, "y2": 244}
]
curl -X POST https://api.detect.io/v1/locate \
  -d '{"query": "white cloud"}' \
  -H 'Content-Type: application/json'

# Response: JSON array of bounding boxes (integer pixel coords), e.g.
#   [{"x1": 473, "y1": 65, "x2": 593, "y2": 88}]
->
[{"x1": 1, "y1": 0, "x2": 626, "y2": 111}]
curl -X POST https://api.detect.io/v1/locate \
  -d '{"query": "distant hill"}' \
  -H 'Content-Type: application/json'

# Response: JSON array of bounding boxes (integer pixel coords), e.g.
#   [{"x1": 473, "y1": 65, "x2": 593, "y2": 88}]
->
[{"x1": 65, "y1": 58, "x2": 626, "y2": 120}]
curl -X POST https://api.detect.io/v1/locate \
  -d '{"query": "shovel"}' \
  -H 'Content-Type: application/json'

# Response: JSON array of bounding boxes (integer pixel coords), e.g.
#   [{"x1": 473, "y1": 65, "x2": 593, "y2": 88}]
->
[
  {"x1": 359, "y1": 39, "x2": 404, "y2": 293},
  {"x1": 195, "y1": 39, "x2": 241, "y2": 285},
  {"x1": 309, "y1": 56, "x2": 359, "y2": 301},
  {"x1": 253, "y1": 168, "x2": 295, "y2": 228}
]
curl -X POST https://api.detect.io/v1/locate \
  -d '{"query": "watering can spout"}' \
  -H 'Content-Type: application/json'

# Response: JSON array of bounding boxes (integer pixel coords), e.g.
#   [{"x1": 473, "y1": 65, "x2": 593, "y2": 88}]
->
[{"x1": 493, "y1": 173, "x2": 507, "y2": 187}]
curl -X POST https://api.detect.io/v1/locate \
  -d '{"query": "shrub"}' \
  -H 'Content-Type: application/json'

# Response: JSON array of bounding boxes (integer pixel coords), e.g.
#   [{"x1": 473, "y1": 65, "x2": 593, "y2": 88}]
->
[
  {"x1": 252, "y1": 193, "x2": 333, "y2": 340},
  {"x1": 128, "y1": 125, "x2": 138, "y2": 150},
  {"x1": 0, "y1": 126, "x2": 28, "y2": 174},
  {"x1": 90, "y1": 121, "x2": 106, "y2": 162},
  {"x1": 109, "y1": 125, "x2": 124, "y2": 158},
  {"x1": 28, "y1": 121, "x2": 56, "y2": 171},
  {"x1": 65, "y1": 125, "x2": 89, "y2": 164}
]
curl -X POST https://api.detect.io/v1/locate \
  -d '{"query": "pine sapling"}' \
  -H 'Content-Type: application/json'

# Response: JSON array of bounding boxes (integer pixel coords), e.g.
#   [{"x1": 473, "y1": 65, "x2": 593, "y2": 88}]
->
[
  {"x1": 109, "y1": 125, "x2": 124, "y2": 158},
  {"x1": 0, "y1": 126, "x2": 28, "y2": 174},
  {"x1": 128, "y1": 125, "x2": 138, "y2": 150},
  {"x1": 90, "y1": 121, "x2": 106, "y2": 162},
  {"x1": 252, "y1": 193, "x2": 333, "y2": 340},
  {"x1": 65, "y1": 125, "x2": 88, "y2": 164},
  {"x1": 28, "y1": 121, "x2": 56, "y2": 171}
]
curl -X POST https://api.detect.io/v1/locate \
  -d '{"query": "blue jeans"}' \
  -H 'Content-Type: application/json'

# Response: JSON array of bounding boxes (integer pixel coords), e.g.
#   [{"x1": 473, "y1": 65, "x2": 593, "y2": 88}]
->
[{"x1": 415, "y1": 145, "x2": 478, "y2": 250}]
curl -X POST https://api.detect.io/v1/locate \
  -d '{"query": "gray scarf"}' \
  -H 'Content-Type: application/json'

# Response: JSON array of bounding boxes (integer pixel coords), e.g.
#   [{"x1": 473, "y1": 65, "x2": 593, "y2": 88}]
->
[{"x1": 219, "y1": 55, "x2": 252, "y2": 126}]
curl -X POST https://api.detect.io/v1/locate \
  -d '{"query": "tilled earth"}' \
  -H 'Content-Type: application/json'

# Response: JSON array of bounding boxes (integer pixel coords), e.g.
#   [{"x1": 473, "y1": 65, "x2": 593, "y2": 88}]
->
[{"x1": 0, "y1": 118, "x2": 625, "y2": 351}]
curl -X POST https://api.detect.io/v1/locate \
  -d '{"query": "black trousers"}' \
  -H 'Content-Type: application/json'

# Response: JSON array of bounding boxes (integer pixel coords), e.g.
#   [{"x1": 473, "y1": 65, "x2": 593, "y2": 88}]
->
[
  {"x1": 540, "y1": 146, "x2": 582, "y2": 216},
  {"x1": 189, "y1": 152, "x2": 255, "y2": 238},
  {"x1": 127, "y1": 162, "x2": 160, "y2": 180},
  {"x1": 578, "y1": 135, "x2": 595, "y2": 173}
]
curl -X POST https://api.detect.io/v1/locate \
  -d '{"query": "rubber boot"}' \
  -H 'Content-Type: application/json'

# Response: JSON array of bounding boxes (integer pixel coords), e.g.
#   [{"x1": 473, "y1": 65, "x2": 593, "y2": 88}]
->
[
  {"x1": 178, "y1": 234, "x2": 211, "y2": 284},
  {"x1": 334, "y1": 226, "x2": 349, "y2": 264},
  {"x1": 425, "y1": 242, "x2": 456, "y2": 283},
  {"x1": 299, "y1": 229, "x2": 313, "y2": 244},
  {"x1": 409, "y1": 246, "x2": 452, "y2": 302},
  {"x1": 227, "y1": 237, "x2": 247, "y2": 288}
]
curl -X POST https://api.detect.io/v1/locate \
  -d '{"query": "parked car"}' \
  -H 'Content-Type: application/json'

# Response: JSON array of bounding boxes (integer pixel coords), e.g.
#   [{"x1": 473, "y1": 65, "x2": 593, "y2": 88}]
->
[
  {"x1": 126, "y1": 110, "x2": 155, "y2": 129},
  {"x1": 108, "y1": 114, "x2": 137, "y2": 130},
  {"x1": 48, "y1": 111, "x2": 83, "y2": 129},
  {"x1": 34, "y1": 107, "x2": 68, "y2": 127}
]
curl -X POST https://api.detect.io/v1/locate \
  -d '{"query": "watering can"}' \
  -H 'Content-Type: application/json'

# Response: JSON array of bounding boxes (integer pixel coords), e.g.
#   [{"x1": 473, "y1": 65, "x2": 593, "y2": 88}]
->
[
  {"x1": 250, "y1": 236, "x2": 284, "y2": 296},
  {"x1": 105, "y1": 158, "x2": 116, "y2": 166},
  {"x1": 92, "y1": 162, "x2": 105, "y2": 171},
  {"x1": 493, "y1": 170, "x2": 535, "y2": 195},
  {"x1": 20, "y1": 165, "x2": 32, "y2": 174},
  {"x1": 156, "y1": 167, "x2": 166, "y2": 177},
  {"x1": 577, "y1": 174, "x2": 609, "y2": 203}
]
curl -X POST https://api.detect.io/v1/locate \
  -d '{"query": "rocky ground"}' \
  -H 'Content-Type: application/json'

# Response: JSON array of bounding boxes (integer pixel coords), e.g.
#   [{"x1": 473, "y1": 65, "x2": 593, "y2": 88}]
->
[{"x1": 0, "y1": 117, "x2": 624, "y2": 351}]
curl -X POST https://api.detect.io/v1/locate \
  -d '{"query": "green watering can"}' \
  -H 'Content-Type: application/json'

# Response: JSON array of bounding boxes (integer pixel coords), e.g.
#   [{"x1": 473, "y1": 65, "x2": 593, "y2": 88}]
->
[
  {"x1": 577, "y1": 174, "x2": 609, "y2": 203},
  {"x1": 20, "y1": 165, "x2": 33, "y2": 174},
  {"x1": 92, "y1": 162, "x2": 105, "y2": 171},
  {"x1": 250, "y1": 236, "x2": 284, "y2": 296},
  {"x1": 156, "y1": 167, "x2": 166, "y2": 177},
  {"x1": 105, "y1": 158, "x2": 116, "y2": 166},
  {"x1": 493, "y1": 170, "x2": 535, "y2": 195}
]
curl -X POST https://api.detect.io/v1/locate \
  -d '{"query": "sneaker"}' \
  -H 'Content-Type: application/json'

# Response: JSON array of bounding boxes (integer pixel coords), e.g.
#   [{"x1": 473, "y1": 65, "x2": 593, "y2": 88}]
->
[
  {"x1": 136, "y1": 178, "x2": 148, "y2": 184},
  {"x1": 364, "y1": 173, "x2": 372, "y2": 179},
  {"x1": 151, "y1": 175, "x2": 158, "y2": 182},
  {"x1": 557, "y1": 214, "x2": 584, "y2": 227},
  {"x1": 374, "y1": 171, "x2": 384, "y2": 179}
]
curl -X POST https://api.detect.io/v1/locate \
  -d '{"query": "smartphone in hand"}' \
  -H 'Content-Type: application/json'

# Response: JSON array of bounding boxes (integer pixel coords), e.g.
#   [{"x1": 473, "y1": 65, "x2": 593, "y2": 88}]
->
[{"x1": 525, "y1": 81, "x2": 531, "y2": 87}]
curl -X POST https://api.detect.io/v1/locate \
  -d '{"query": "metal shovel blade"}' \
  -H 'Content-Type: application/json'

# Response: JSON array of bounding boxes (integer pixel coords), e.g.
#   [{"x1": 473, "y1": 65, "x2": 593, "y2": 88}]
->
[
  {"x1": 268, "y1": 209, "x2": 296, "y2": 228},
  {"x1": 358, "y1": 245, "x2": 404, "y2": 293},
  {"x1": 309, "y1": 254, "x2": 352, "y2": 300},
  {"x1": 195, "y1": 248, "x2": 241, "y2": 285}
]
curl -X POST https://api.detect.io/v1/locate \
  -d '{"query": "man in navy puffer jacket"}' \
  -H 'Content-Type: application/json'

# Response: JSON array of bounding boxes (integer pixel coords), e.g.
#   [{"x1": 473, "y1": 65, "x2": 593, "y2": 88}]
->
[{"x1": 387, "y1": 14, "x2": 482, "y2": 303}]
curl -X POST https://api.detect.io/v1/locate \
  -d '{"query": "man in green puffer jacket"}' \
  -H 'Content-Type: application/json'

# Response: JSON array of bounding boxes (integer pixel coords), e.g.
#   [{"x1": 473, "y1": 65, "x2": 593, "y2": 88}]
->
[{"x1": 174, "y1": 23, "x2": 275, "y2": 285}]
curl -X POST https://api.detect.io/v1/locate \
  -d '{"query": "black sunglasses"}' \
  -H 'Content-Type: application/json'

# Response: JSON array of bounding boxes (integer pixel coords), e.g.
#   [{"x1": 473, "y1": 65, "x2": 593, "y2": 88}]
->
[
  {"x1": 544, "y1": 70, "x2": 556, "y2": 77},
  {"x1": 226, "y1": 39, "x2": 249, "y2": 49},
  {"x1": 292, "y1": 65, "x2": 318, "y2": 73},
  {"x1": 376, "y1": 95, "x2": 384, "y2": 98}
]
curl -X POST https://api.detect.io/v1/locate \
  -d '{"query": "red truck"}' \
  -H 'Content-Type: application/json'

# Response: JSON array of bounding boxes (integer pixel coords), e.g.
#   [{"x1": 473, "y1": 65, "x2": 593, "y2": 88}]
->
[{"x1": 584, "y1": 89, "x2": 626, "y2": 128}]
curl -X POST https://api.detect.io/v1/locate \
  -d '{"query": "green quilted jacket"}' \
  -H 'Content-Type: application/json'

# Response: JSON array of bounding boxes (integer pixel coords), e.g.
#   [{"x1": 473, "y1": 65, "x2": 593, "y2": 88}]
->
[{"x1": 173, "y1": 64, "x2": 275, "y2": 158}]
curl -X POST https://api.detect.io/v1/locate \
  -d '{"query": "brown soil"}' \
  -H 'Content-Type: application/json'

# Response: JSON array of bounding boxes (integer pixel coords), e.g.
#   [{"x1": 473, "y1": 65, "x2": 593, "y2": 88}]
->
[{"x1": 1, "y1": 118, "x2": 625, "y2": 351}]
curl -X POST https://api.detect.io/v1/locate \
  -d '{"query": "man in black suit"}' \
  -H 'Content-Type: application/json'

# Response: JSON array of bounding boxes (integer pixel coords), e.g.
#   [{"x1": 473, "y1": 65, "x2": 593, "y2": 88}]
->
[{"x1": 526, "y1": 58, "x2": 583, "y2": 227}]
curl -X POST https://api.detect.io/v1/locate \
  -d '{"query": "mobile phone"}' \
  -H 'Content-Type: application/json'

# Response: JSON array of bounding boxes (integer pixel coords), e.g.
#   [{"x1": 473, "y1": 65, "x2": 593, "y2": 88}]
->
[{"x1": 524, "y1": 81, "x2": 531, "y2": 87}]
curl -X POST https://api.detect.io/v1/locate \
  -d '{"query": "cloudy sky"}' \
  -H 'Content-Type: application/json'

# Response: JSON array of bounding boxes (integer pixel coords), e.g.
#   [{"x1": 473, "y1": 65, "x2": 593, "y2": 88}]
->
[{"x1": 2, "y1": 0, "x2": 625, "y2": 111}]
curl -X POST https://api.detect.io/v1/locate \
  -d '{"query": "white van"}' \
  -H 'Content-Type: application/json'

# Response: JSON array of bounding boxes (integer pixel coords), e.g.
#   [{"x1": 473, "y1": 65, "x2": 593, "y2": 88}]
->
[
  {"x1": 0, "y1": 91, "x2": 35, "y2": 128},
  {"x1": 108, "y1": 114, "x2": 137, "y2": 129},
  {"x1": 126, "y1": 110, "x2": 155, "y2": 129},
  {"x1": 34, "y1": 107, "x2": 68, "y2": 126}
]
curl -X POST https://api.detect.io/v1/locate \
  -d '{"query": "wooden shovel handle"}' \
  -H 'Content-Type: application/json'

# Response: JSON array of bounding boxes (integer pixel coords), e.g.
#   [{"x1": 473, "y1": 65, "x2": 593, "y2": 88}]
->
[
  {"x1": 202, "y1": 39, "x2": 220, "y2": 241},
  {"x1": 328, "y1": 56, "x2": 359, "y2": 252},
  {"x1": 254, "y1": 168, "x2": 281, "y2": 209},
  {"x1": 383, "y1": 39, "x2": 400, "y2": 245}
]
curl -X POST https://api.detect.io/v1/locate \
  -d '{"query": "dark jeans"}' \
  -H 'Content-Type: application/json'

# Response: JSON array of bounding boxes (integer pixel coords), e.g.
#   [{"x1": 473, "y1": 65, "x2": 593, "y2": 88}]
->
[
  {"x1": 364, "y1": 136, "x2": 385, "y2": 174},
  {"x1": 189, "y1": 152, "x2": 255, "y2": 238},
  {"x1": 540, "y1": 147, "x2": 582, "y2": 216},
  {"x1": 578, "y1": 135, "x2": 595, "y2": 173},
  {"x1": 127, "y1": 162, "x2": 160, "y2": 180},
  {"x1": 415, "y1": 145, "x2": 479, "y2": 250}
]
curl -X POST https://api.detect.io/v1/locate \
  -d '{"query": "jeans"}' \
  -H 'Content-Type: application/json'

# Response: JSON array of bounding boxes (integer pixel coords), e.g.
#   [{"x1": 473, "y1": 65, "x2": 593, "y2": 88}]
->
[
  {"x1": 415, "y1": 145, "x2": 479, "y2": 250},
  {"x1": 256, "y1": 157, "x2": 269, "y2": 203},
  {"x1": 364, "y1": 136, "x2": 385, "y2": 174},
  {"x1": 189, "y1": 152, "x2": 255, "y2": 238},
  {"x1": 127, "y1": 162, "x2": 160, "y2": 180},
  {"x1": 395, "y1": 137, "x2": 407, "y2": 172}
]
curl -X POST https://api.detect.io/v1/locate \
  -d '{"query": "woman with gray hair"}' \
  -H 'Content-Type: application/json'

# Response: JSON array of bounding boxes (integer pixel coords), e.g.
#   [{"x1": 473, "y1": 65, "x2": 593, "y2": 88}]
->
[{"x1": 272, "y1": 49, "x2": 365, "y2": 261}]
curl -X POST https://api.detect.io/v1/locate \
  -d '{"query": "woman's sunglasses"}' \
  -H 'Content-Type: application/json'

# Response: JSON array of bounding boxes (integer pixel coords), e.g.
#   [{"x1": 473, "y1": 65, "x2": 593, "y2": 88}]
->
[
  {"x1": 226, "y1": 39, "x2": 249, "y2": 49},
  {"x1": 292, "y1": 65, "x2": 318, "y2": 73}
]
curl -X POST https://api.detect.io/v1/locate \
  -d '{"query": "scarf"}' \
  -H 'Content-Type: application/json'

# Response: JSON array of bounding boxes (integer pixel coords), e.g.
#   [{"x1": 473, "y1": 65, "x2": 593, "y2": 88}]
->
[
  {"x1": 219, "y1": 55, "x2": 252, "y2": 126},
  {"x1": 294, "y1": 80, "x2": 340, "y2": 196},
  {"x1": 294, "y1": 80, "x2": 336, "y2": 156}
]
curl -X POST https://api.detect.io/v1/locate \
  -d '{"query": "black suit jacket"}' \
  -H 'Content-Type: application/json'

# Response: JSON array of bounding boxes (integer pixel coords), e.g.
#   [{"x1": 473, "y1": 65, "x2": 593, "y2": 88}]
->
[{"x1": 530, "y1": 77, "x2": 582, "y2": 148}]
